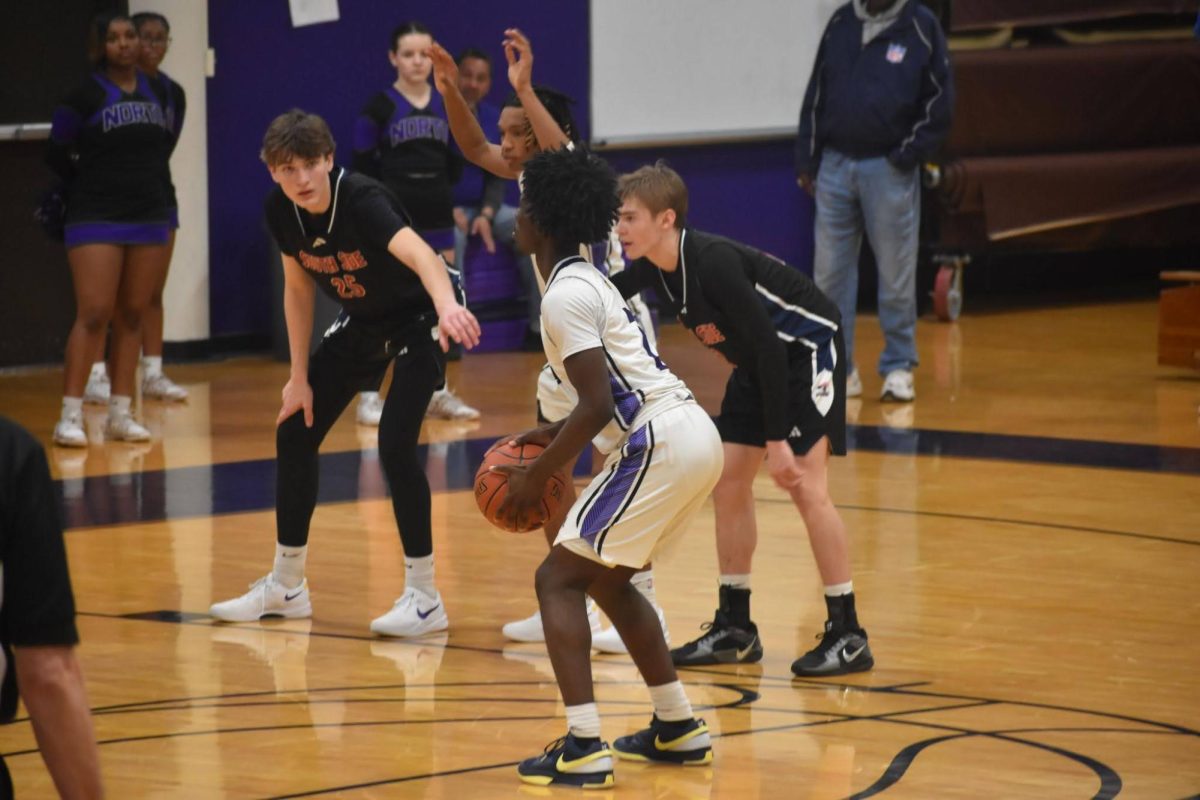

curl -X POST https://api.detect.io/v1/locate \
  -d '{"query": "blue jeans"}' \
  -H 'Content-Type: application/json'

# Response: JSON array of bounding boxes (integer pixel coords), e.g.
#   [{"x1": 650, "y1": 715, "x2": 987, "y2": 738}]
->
[
  {"x1": 453, "y1": 203, "x2": 540, "y2": 332},
  {"x1": 813, "y1": 149, "x2": 919, "y2": 376}
]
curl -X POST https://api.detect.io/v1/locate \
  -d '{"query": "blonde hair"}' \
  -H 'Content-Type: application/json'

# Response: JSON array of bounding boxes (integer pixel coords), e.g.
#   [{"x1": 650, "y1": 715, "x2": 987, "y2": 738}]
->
[{"x1": 618, "y1": 161, "x2": 687, "y2": 229}]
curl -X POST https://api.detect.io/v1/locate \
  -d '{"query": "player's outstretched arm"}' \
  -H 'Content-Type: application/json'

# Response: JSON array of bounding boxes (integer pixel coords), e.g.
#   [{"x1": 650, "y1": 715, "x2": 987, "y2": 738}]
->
[
  {"x1": 428, "y1": 42, "x2": 519, "y2": 179},
  {"x1": 504, "y1": 28, "x2": 570, "y2": 151},
  {"x1": 387, "y1": 228, "x2": 481, "y2": 351}
]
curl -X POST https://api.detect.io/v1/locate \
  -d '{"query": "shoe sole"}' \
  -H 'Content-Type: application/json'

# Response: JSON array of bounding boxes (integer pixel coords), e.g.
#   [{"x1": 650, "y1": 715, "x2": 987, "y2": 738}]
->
[
  {"x1": 371, "y1": 616, "x2": 450, "y2": 637},
  {"x1": 210, "y1": 604, "x2": 313, "y2": 623},
  {"x1": 671, "y1": 646, "x2": 763, "y2": 667},
  {"x1": 614, "y1": 748, "x2": 712, "y2": 766},
  {"x1": 53, "y1": 436, "x2": 88, "y2": 448},
  {"x1": 880, "y1": 391, "x2": 913, "y2": 403},
  {"x1": 502, "y1": 630, "x2": 546, "y2": 643},
  {"x1": 518, "y1": 772, "x2": 614, "y2": 789},
  {"x1": 791, "y1": 654, "x2": 875, "y2": 677}
]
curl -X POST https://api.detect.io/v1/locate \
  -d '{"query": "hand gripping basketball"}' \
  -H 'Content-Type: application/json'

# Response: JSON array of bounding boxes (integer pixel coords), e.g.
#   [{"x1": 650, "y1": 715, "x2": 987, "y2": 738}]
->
[{"x1": 475, "y1": 437, "x2": 568, "y2": 532}]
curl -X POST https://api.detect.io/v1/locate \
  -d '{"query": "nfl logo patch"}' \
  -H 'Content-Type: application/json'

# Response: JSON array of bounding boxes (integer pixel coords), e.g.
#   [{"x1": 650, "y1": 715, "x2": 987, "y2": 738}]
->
[{"x1": 886, "y1": 43, "x2": 907, "y2": 63}]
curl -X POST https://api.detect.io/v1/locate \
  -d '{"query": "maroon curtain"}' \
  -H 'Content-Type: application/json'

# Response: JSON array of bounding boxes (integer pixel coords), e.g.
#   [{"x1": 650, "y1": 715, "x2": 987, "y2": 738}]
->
[{"x1": 952, "y1": 0, "x2": 1199, "y2": 31}]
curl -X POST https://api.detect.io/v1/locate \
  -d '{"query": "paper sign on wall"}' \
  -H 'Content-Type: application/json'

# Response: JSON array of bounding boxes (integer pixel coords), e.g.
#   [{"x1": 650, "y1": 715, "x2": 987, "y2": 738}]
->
[{"x1": 289, "y1": 0, "x2": 339, "y2": 28}]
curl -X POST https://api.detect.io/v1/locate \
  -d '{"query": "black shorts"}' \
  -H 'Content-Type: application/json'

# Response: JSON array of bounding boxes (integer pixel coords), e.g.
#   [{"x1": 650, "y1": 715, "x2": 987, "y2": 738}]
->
[
  {"x1": 716, "y1": 330, "x2": 847, "y2": 456},
  {"x1": 315, "y1": 311, "x2": 445, "y2": 392}
]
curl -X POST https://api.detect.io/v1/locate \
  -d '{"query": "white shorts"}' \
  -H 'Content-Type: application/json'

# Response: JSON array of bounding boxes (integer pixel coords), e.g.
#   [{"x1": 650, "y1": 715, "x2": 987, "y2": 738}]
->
[
  {"x1": 555, "y1": 403, "x2": 723, "y2": 569},
  {"x1": 536, "y1": 363, "x2": 577, "y2": 424}
]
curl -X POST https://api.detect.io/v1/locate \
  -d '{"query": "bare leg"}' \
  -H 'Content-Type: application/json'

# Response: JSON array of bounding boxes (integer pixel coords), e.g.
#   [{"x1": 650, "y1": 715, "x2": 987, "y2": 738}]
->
[
  {"x1": 788, "y1": 438, "x2": 851, "y2": 585},
  {"x1": 141, "y1": 229, "x2": 176, "y2": 358},
  {"x1": 712, "y1": 443, "x2": 763, "y2": 574},
  {"x1": 109, "y1": 244, "x2": 168, "y2": 397},
  {"x1": 587, "y1": 566, "x2": 675, "y2": 686},
  {"x1": 63, "y1": 245, "x2": 124, "y2": 398}
]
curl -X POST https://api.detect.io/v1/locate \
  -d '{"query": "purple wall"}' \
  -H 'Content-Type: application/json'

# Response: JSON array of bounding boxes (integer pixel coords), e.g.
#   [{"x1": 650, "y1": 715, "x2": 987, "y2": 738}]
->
[{"x1": 207, "y1": 1, "x2": 812, "y2": 338}]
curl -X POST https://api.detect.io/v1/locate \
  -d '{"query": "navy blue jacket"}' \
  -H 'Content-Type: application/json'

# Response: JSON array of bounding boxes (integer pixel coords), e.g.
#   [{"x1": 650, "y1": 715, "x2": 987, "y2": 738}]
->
[{"x1": 796, "y1": 1, "x2": 953, "y2": 175}]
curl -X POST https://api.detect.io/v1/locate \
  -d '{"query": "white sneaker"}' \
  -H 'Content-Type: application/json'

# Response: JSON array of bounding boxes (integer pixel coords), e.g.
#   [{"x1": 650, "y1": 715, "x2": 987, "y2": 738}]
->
[
  {"x1": 53, "y1": 412, "x2": 87, "y2": 448},
  {"x1": 881, "y1": 369, "x2": 915, "y2": 402},
  {"x1": 591, "y1": 604, "x2": 670, "y2": 655},
  {"x1": 425, "y1": 387, "x2": 481, "y2": 421},
  {"x1": 371, "y1": 587, "x2": 449, "y2": 637},
  {"x1": 846, "y1": 367, "x2": 863, "y2": 398},
  {"x1": 357, "y1": 391, "x2": 383, "y2": 426},
  {"x1": 83, "y1": 370, "x2": 110, "y2": 405},
  {"x1": 105, "y1": 413, "x2": 151, "y2": 442},
  {"x1": 502, "y1": 599, "x2": 603, "y2": 643},
  {"x1": 142, "y1": 372, "x2": 188, "y2": 401},
  {"x1": 210, "y1": 574, "x2": 313, "y2": 622}
]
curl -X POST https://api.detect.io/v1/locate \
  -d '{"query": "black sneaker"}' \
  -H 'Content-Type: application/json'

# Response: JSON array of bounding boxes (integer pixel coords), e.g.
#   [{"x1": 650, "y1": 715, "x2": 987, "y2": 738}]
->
[
  {"x1": 614, "y1": 715, "x2": 712, "y2": 765},
  {"x1": 791, "y1": 623, "x2": 873, "y2": 677},
  {"x1": 670, "y1": 610, "x2": 762, "y2": 666},
  {"x1": 517, "y1": 732, "x2": 614, "y2": 789}
]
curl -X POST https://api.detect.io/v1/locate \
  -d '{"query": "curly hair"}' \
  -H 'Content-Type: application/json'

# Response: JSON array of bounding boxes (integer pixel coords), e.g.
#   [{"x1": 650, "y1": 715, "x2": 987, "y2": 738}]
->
[
  {"x1": 521, "y1": 146, "x2": 619, "y2": 248},
  {"x1": 503, "y1": 85, "x2": 579, "y2": 144}
]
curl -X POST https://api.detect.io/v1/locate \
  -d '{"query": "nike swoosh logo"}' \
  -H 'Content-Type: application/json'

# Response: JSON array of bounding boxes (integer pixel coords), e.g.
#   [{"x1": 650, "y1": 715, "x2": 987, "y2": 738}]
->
[
  {"x1": 417, "y1": 604, "x2": 440, "y2": 620},
  {"x1": 842, "y1": 644, "x2": 866, "y2": 662},
  {"x1": 736, "y1": 638, "x2": 758, "y2": 660},
  {"x1": 555, "y1": 749, "x2": 609, "y2": 772},
  {"x1": 654, "y1": 725, "x2": 704, "y2": 751},
  {"x1": 284, "y1": 590, "x2": 304, "y2": 602}
]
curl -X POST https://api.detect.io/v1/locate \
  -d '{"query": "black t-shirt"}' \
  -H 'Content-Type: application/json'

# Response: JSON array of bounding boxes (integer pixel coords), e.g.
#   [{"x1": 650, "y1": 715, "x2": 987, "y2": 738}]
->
[
  {"x1": 0, "y1": 417, "x2": 80, "y2": 724},
  {"x1": 264, "y1": 168, "x2": 437, "y2": 330},
  {"x1": 613, "y1": 228, "x2": 842, "y2": 441}
]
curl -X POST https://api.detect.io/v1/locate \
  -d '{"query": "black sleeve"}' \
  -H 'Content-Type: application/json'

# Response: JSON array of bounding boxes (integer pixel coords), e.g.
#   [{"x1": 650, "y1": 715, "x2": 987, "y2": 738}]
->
[
  {"x1": 351, "y1": 94, "x2": 391, "y2": 179},
  {"x1": 352, "y1": 186, "x2": 410, "y2": 251},
  {"x1": 44, "y1": 84, "x2": 95, "y2": 182},
  {"x1": 480, "y1": 171, "x2": 506, "y2": 216},
  {"x1": 699, "y1": 244, "x2": 792, "y2": 441},
  {"x1": 170, "y1": 80, "x2": 187, "y2": 157},
  {"x1": 609, "y1": 260, "x2": 654, "y2": 300},
  {"x1": 263, "y1": 193, "x2": 297, "y2": 257},
  {"x1": 796, "y1": 22, "x2": 830, "y2": 177},
  {"x1": 0, "y1": 427, "x2": 78, "y2": 650}
]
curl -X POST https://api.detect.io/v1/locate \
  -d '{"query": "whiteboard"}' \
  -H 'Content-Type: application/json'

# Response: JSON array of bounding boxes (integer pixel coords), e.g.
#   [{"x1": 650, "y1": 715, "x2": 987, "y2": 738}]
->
[{"x1": 589, "y1": 0, "x2": 844, "y2": 146}]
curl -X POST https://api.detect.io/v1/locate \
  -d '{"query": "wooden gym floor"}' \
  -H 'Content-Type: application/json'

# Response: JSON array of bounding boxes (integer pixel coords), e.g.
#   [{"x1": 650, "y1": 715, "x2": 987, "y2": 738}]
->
[{"x1": 0, "y1": 299, "x2": 1197, "y2": 798}]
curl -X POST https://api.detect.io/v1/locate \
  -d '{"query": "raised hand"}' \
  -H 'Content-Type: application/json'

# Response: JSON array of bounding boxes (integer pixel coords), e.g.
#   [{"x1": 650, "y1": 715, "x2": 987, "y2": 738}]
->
[
  {"x1": 426, "y1": 41, "x2": 460, "y2": 96},
  {"x1": 503, "y1": 28, "x2": 534, "y2": 94}
]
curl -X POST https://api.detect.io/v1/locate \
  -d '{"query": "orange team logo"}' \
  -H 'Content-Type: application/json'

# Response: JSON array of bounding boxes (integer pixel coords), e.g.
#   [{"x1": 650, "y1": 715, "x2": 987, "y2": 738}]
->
[
  {"x1": 299, "y1": 251, "x2": 338, "y2": 274},
  {"x1": 337, "y1": 250, "x2": 367, "y2": 271},
  {"x1": 331, "y1": 274, "x2": 366, "y2": 299},
  {"x1": 694, "y1": 323, "x2": 726, "y2": 346}
]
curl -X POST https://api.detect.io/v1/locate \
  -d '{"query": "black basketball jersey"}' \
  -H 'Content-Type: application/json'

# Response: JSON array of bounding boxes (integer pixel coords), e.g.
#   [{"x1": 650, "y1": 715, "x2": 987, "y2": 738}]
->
[
  {"x1": 613, "y1": 228, "x2": 842, "y2": 440},
  {"x1": 264, "y1": 168, "x2": 437, "y2": 330},
  {"x1": 45, "y1": 71, "x2": 172, "y2": 224}
]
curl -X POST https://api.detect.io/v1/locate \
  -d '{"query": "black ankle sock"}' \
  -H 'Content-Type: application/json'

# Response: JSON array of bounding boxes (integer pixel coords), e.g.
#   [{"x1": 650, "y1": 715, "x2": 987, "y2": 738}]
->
[
  {"x1": 719, "y1": 585, "x2": 752, "y2": 628},
  {"x1": 824, "y1": 591, "x2": 860, "y2": 631}
]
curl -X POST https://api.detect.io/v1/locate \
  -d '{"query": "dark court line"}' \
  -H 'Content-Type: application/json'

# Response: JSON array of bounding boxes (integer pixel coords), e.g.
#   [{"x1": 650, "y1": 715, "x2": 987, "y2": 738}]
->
[{"x1": 54, "y1": 425, "x2": 1200, "y2": 530}]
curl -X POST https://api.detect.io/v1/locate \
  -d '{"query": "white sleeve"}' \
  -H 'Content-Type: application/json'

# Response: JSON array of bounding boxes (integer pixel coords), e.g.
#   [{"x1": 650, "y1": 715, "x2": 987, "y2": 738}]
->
[{"x1": 542, "y1": 277, "x2": 605, "y2": 360}]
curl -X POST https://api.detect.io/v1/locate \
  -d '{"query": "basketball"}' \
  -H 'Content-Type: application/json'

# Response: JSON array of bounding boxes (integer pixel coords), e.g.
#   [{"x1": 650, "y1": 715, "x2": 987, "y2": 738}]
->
[{"x1": 475, "y1": 439, "x2": 568, "y2": 531}]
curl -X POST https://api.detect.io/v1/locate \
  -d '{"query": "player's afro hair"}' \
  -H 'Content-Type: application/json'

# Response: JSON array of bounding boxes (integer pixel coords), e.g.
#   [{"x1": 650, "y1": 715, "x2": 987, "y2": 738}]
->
[{"x1": 521, "y1": 146, "x2": 619, "y2": 249}]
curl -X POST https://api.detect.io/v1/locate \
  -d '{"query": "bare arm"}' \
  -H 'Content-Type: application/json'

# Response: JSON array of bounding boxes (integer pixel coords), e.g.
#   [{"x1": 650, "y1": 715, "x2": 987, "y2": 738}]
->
[
  {"x1": 427, "y1": 42, "x2": 519, "y2": 179},
  {"x1": 505, "y1": 29, "x2": 571, "y2": 151},
  {"x1": 386, "y1": 227, "x2": 481, "y2": 351},
  {"x1": 279, "y1": 254, "x2": 316, "y2": 427},
  {"x1": 15, "y1": 645, "x2": 103, "y2": 799}
]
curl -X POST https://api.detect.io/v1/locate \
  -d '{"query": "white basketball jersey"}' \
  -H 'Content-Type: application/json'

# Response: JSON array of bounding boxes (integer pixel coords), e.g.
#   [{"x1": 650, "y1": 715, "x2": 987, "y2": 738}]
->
[{"x1": 540, "y1": 256, "x2": 692, "y2": 454}]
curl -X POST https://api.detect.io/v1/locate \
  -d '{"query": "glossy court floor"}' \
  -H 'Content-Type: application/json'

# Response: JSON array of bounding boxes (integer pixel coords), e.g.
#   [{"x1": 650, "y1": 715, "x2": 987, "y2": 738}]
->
[{"x1": 0, "y1": 299, "x2": 1198, "y2": 799}]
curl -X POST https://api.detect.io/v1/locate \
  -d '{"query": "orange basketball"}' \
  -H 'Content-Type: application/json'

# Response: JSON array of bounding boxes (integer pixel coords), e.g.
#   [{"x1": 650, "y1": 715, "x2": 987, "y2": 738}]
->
[{"x1": 475, "y1": 439, "x2": 568, "y2": 532}]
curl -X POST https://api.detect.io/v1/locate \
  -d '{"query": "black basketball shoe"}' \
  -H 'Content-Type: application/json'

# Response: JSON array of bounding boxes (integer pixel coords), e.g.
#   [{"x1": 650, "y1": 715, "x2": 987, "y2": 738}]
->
[
  {"x1": 517, "y1": 733, "x2": 614, "y2": 789},
  {"x1": 791, "y1": 622, "x2": 873, "y2": 677},
  {"x1": 614, "y1": 715, "x2": 712, "y2": 765},
  {"x1": 670, "y1": 609, "x2": 763, "y2": 666}
]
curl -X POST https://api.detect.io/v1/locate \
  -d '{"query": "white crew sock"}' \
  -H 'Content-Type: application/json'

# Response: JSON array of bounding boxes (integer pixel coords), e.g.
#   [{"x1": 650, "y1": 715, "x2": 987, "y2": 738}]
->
[
  {"x1": 273, "y1": 543, "x2": 307, "y2": 589},
  {"x1": 108, "y1": 395, "x2": 132, "y2": 419},
  {"x1": 90, "y1": 361, "x2": 107, "y2": 378},
  {"x1": 405, "y1": 554, "x2": 436, "y2": 597},
  {"x1": 648, "y1": 681, "x2": 693, "y2": 723},
  {"x1": 61, "y1": 397, "x2": 83, "y2": 419},
  {"x1": 142, "y1": 355, "x2": 163, "y2": 377},
  {"x1": 719, "y1": 573, "x2": 752, "y2": 590},
  {"x1": 565, "y1": 702, "x2": 602, "y2": 738},
  {"x1": 824, "y1": 581, "x2": 854, "y2": 597}
]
